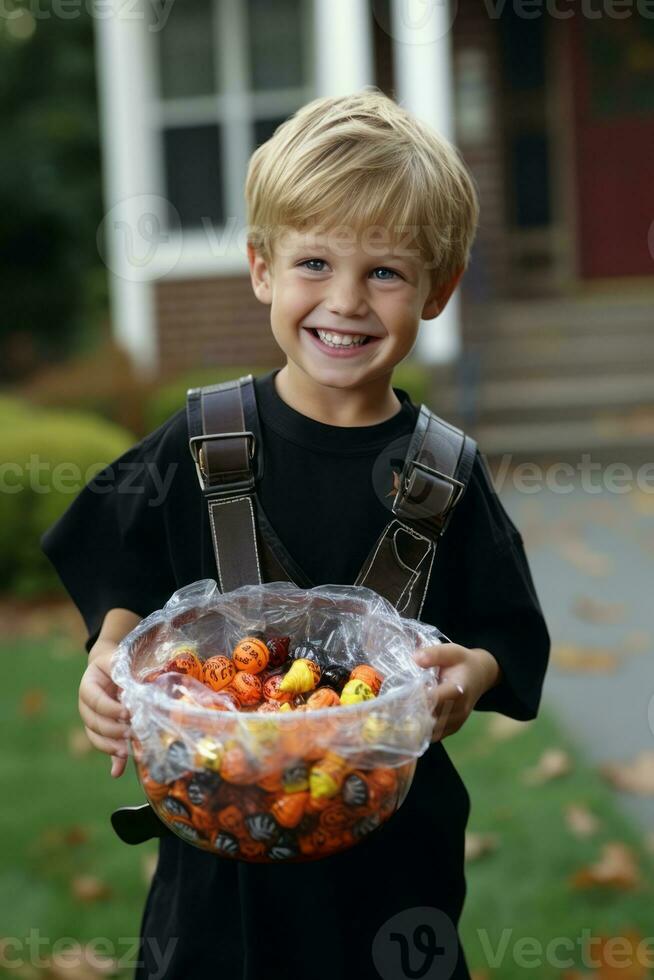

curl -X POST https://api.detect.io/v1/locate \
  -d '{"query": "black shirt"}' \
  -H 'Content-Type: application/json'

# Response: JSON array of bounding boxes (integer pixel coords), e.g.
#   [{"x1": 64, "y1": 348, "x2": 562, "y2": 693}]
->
[{"x1": 41, "y1": 368, "x2": 550, "y2": 980}]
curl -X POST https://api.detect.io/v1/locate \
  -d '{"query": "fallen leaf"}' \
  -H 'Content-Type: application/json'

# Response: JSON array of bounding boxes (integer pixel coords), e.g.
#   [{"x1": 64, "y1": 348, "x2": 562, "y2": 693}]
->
[
  {"x1": 594, "y1": 930, "x2": 650, "y2": 979},
  {"x1": 20, "y1": 688, "x2": 46, "y2": 717},
  {"x1": 487, "y1": 715, "x2": 532, "y2": 741},
  {"x1": 564, "y1": 803, "x2": 601, "y2": 838},
  {"x1": 555, "y1": 537, "x2": 612, "y2": 577},
  {"x1": 70, "y1": 875, "x2": 112, "y2": 903},
  {"x1": 571, "y1": 842, "x2": 641, "y2": 891},
  {"x1": 600, "y1": 750, "x2": 654, "y2": 796},
  {"x1": 465, "y1": 831, "x2": 500, "y2": 862},
  {"x1": 523, "y1": 748, "x2": 573, "y2": 785},
  {"x1": 43, "y1": 941, "x2": 118, "y2": 978},
  {"x1": 551, "y1": 644, "x2": 619, "y2": 674},
  {"x1": 571, "y1": 595, "x2": 626, "y2": 625},
  {"x1": 68, "y1": 728, "x2": 93, "y2": 758}
]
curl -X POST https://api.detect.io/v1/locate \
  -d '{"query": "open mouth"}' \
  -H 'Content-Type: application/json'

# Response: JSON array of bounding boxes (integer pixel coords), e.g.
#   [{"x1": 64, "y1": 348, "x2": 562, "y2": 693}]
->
[{"x1": 305, "y1": 328, "x2": 376, "y2": 347}]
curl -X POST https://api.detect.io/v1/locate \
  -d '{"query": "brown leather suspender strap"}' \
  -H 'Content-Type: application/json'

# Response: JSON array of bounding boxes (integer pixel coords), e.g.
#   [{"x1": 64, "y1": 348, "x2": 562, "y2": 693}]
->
[
  {"x1": 187, "y1": 376, "x2": 263, "y2": 593},
  {"x1": 187, "y1": 375, "x2": 477, "y2": 619}
]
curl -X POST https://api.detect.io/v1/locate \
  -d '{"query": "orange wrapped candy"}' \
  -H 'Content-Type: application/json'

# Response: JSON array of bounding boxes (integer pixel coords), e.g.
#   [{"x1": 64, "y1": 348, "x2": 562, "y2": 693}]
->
[
  {"x1": 232, "y1": 637, "x2": 270, "y2": 674},
  {"x1": 262, "y1": 673, "x2": 294, "y2": 704},
  {"x1": 164, "y1": 645, "x2": 203, "y2": 681},
  {"x1": 203, "y1": 655, "x2": 235, "y2": 692},
  {"x1": 306, "y1": 687, "x2": 340, "y2": 709},
  {"x1": 228, "y1": 671, "x2": 263, "y2": 706}
]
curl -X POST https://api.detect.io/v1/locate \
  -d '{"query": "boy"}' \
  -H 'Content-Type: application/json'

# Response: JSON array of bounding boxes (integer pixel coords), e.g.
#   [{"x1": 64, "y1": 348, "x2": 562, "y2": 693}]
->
[{"x1": 42, "y1": 88, "x2": 550, "y2": 979}]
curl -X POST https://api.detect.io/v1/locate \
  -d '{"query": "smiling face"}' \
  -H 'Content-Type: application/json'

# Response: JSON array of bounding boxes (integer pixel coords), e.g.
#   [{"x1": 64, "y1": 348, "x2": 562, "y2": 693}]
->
[{"x1": 247, "y1": 223, "x2": 463, "y2": 418}]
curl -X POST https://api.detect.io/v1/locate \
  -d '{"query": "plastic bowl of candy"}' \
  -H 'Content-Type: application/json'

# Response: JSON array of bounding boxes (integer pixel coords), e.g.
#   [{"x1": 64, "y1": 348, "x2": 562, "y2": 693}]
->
[{"x1": 111, "y1": 579, "x2": 442, "y2": 862}]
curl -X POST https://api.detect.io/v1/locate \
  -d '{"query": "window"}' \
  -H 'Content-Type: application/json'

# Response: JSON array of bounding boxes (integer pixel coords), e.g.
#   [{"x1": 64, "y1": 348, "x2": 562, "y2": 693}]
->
[{"x1": 153, "y1": 0, "x2": 315, "y2": 232}]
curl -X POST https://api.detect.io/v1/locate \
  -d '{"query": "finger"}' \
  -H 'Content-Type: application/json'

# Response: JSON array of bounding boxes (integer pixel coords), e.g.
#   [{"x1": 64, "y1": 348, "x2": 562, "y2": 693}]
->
[
  {"x1": 111, "y1": 755, "x2": 128, "y2": 778},
  {"x1": 433, "y1": 680, "x2": 467, "y2": 709},
  {"x1": 414, "y1": 643, "x2": 466, "y2": 669},
  {"x1": 79, "y1": 677, "x2": 129, "y2": 722},
  {"x1": 85, "y1": 729, "x2": 130, "y2": 758},
  {"x1": 78, "y1": 700, "x2": 131, "y2": 740}
]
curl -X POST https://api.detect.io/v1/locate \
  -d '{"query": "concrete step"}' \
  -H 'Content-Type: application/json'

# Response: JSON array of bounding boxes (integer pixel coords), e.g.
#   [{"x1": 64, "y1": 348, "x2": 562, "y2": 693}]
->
[
  {"x1": 471, "y1": 412, "x2": 654, "y2": 456},
  {"x1": 463, "y1": 335, "x2": 654, "y2": 380}
]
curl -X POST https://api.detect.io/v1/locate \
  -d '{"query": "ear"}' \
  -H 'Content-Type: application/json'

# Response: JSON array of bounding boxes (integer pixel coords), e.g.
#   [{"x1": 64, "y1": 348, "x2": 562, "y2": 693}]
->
[
  {"x1": 421, "y1": 266, "x2": 465, "y2": 320},
  {"x1": 247, "y1": 240, "x2": 273, "y2": 305}
]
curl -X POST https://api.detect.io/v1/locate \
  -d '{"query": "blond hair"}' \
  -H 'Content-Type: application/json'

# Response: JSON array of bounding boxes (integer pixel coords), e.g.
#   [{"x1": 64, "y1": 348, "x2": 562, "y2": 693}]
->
[{"x1": 244, "y1": 87, "x2": 479, "y2": 293}]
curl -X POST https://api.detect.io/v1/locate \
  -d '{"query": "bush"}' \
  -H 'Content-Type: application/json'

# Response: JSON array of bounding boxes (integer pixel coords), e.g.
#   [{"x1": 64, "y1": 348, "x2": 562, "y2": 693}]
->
[
  {"x1": 18, "y1": 334, "x2": 155, "y2": 437},
  {"x1": 0, "y1": 399, "x2": 133, "y2": 597}
]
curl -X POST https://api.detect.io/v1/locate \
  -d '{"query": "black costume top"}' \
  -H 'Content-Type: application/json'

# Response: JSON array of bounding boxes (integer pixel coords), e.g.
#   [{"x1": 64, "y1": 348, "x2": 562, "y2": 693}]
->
[{"x1": 41, "y1": 368, "x2": 550, "y2": 980}]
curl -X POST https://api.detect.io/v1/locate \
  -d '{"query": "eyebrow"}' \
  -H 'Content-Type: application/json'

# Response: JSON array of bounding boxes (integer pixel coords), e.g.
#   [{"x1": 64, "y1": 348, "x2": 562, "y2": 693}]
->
[{"x1": 289, "y1": 244, "x2": 421, "y2": 270}]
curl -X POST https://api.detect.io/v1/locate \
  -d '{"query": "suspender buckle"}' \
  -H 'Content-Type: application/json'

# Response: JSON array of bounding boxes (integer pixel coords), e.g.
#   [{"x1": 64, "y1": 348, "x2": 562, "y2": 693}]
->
[
  {"x1": 392, "y1": 458, "x2": 465, "y2": 526},
  {"x1": 189, "y1": 431, "x2": 256, "y2": 491}
]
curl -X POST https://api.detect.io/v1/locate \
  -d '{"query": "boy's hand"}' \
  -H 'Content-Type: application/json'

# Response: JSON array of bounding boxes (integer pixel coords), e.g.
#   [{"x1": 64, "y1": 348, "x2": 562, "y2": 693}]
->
[
  {"x1": 79, "y1": 639, "x2": 131, "y2": 778},
  {"x1": 413, "y1": 643, "x2": 502, "y2": 742}
]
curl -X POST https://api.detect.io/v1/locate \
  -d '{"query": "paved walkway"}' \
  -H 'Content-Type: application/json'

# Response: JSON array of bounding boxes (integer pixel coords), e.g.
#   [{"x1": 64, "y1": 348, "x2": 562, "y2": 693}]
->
[{"x1": 497, "y1": 453, "x2": 654, "y2": 832}]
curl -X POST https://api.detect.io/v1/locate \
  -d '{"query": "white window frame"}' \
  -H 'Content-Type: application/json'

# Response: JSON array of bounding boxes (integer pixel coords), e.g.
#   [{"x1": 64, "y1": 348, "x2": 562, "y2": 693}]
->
[{"x1": 145, "y1": 0, "x2": 316, "y2": 279}]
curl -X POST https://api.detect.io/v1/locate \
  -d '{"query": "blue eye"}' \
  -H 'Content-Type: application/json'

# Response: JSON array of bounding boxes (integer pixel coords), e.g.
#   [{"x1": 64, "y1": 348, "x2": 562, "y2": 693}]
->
[{"x1": 298, "y1": 260, "x2": 401, "y2": 280}]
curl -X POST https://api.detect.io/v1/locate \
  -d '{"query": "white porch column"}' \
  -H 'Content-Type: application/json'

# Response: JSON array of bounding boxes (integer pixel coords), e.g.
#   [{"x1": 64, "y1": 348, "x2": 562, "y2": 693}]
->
[
  {"x1": 93, "y1": 0, "x2": 160, "y2": 378},
  {"x1": 313, "y1": 0, "x2": 374, "y2": 95},
  {"x1": 391, "y1": 0, "x2": 461, "y2": 363}
]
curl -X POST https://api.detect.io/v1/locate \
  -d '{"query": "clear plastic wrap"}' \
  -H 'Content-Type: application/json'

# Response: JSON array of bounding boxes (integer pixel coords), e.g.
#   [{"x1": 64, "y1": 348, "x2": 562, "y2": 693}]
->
[{"x1": 111, "y1": 579, "x2": 442, "y2": 862}]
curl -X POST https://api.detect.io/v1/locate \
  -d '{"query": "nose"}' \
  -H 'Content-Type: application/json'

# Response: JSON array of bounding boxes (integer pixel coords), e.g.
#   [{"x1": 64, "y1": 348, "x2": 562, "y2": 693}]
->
[{"x1": 325, "y1": 274, "x2": 368, "y2": 317}]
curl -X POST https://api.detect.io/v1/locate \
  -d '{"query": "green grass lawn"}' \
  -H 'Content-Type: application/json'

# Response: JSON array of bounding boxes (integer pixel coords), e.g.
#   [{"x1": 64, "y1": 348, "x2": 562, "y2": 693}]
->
[{"x1": 2, "y1": 630, "x2": 653, "y2": 978}]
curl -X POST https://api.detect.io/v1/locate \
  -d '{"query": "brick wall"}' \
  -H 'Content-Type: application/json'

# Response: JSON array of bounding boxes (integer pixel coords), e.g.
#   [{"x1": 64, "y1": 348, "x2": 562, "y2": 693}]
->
[{"x1": 155, "y1": 275, "x2": 284, "y2": 377}]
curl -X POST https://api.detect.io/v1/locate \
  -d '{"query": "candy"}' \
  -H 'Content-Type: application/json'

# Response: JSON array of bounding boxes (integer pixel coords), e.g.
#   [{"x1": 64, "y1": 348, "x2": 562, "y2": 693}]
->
[
  {"x1": 216, "y1": 804, "x2": 246, "y2": 836},
  {"x1": 213, "y1": 832, "x2": 240, "y2": 856},
  {"x1": 340, "y1": 679, "x2": 375, "y2": 705},
  {"x1": 228, "y1": 671, "x2": 263, "y2": 706},
  {"x1": 262, "y1": 673, "x2": 294, "y2": 704},
  {"x1": 194, "y1": 736, "x2": 224, "y2": 772},
  {"x1": 361, "y1": 712, "x2": 391, "y2": 744},
  {"x1": 342, "y1": 772, "x2": 369, "y2": 807},
  {"x1": 164, "y1": 646, "x2": 203, "y2": 681},
  {"x1": 306, "y1": 686, "x2": 340, "y2": 709},
  {"x1": 203, "y1": 655, "x2": 235, "y2": 692},
  {"x1": 232, "y1": 637, "x2": 270, "y2": 674},
  {"x1": 186, "y1": 771, "x2": 222, "y2": 807},
  {"x1": 265, "y1": 635, "x2": 291, "y2": 668},
  {"x1": 289, "y1": 641, "x2": 325, "y2": 668},
  {"x1": 309, "y1": 752, "x2": 350, "y2": 800},
  {"x1": 320, "y1": 663, "x2": 350, "y2": 692},
  {"x1": 257, "y1": 700, "x2": 281, "y2": 713},
  {"x1": 270, "y1": 791, "x2": 309, "y2": 828},
  {"x1": 220, "y1": 743, "x2": 258, "y2": 784},
  {"x1": 279, "y1": 658, "x2": 321, "y2": 695},
  {"x1": 350, "y1": 664, "x2": 383, "y2": 696},
  {"x1": 160, "y1": 795, "x2": 190, "y2": 820},
  {"x1": 282, "y1": 761, "x2": 310, "y2": 794},
  {"x1": 245, "y1": 812, "x2": 280, "y2": 844}
]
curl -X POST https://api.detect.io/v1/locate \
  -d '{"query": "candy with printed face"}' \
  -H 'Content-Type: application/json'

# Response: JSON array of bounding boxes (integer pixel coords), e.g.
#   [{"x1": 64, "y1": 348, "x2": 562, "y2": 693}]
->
[
  {"x1": 227, "y1": 671, "x2": 263, "y2": 706},
  {"x1": 342, "y1": 772, "x2": 370, "y2": 807},
  {"x1": 265, "y1": 636, "x2": 291, "y2": 668},
  {"x1": 309, "y1": 751, "x2": 350, "y2": 800},
  {"x1": 203, "y1": 655, "x2": 236, "y2": 692},
  {"x1": 232, "y1": 637, "x2": 270, "y2": 674},
  {"x1": 349, "y1": 664, "x2": 383, "y2": 696},
  {"x1": 306, "y1": 686, "x2": 340, "y2": 710},
  {"x1": 279, "y1": 658, "x2": 321, "y2": 695},
  {"x1": 164, "y1": 646, "x2": 203, "y2": 681},
  {"x1": 262, "y1": 673, "x2": 294, "y2": 704},
  {"x1": 340, "y1": 678, "x2": 375, "y2": 705}
]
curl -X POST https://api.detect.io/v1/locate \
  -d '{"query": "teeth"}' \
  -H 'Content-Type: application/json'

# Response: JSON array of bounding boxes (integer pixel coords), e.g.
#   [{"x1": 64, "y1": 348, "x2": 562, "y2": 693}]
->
[{"x1": 316, "y1": 329, "x2": 368, "y2": 347}]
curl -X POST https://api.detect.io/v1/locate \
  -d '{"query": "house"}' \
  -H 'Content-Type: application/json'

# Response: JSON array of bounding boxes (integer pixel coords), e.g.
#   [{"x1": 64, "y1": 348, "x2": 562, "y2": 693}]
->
[{"x1": 94, "y1": 0, "x2": 654, "y2": 451}]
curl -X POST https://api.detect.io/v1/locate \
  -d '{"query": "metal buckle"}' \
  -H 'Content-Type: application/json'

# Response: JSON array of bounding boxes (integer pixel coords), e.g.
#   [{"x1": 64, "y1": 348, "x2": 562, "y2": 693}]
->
[
  {"x1": 392, "y1": 458, "x2": 465, "y2": 522},
  {"x1": 189, "y1": 431, "x2": 256, "y2": 491}
]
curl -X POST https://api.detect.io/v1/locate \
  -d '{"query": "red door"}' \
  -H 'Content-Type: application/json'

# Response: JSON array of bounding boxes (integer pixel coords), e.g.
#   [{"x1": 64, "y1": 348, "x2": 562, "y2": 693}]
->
[{"x1": 570, "y1": 17, "x2": 654, "y2": 279}]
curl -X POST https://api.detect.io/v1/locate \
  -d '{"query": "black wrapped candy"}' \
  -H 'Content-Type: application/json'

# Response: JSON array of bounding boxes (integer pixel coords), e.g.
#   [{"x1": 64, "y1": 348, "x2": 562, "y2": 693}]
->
[
  {"x1": 342, "y1": 773, "x2": 369, "y2": 807},
  {"x1": 320, "y1": 662, "x2": 350, "y2": 693},
  {"x1": 172, "y1": 822, "x2": 204, "y2": 844},
  {"x1": 289, "y1": 641, "x2": 326, "y2": 668},
  {"x1": 245, "y1": 812, "x2": 280, "y2": 844},
  {"x1": 161, "y1": 796, "x2": 190, "y2": 819},
  {"x1": 353, "y1": 812, "x2": 382, "y2": 839},
  {"x1": 214, "y1": 832, "x2": 240, "y2": 856},
  {"x1": 268, "y1": 831, "x2": 299, "y2": 861},
  {"x1": 187, "y1": 771, "x2": 222, "y2": 807},
  {"x1": 165, "y1": 739, "x2": 192, "y2": 777}
]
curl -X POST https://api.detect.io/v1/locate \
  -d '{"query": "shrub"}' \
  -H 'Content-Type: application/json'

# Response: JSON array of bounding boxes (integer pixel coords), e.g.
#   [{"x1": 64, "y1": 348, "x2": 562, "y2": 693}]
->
[{"x1": 0, "y1": 401, "x2": 133, "y2": 597}]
